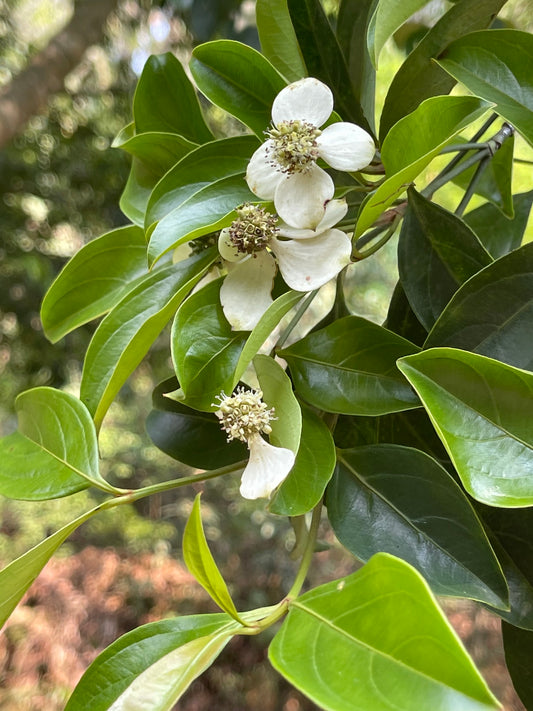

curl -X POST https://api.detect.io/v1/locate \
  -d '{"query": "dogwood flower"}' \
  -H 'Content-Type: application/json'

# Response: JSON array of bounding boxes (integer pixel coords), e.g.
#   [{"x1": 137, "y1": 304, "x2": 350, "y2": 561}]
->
[
  {"x1": 213, "y1": 387, "x2": 295, "y2": 499},
  {"x1": 219, "y1": 199, "x2": 351, "y2": 330},
  {"x1": 246, "y1": 77, "x2": 375, "y2": 229}
]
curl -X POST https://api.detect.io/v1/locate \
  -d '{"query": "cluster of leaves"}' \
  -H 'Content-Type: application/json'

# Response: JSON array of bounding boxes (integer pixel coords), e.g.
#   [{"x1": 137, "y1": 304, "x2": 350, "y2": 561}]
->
[{"x1": 1, "y1": 0, "x2": 533, "y2": 708}]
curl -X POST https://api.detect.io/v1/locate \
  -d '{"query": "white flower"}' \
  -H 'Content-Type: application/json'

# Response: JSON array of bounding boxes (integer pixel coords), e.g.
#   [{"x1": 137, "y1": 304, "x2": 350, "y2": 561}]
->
[
  {"x1": 218, "y1": 200, "x2": 351, "y2": 330},
  {"x1": 213, "y1": 387, "x2": 295, "y2": 499},
  {"x1": 246, "y1": 77, "x2": 375, "y2": 229}
]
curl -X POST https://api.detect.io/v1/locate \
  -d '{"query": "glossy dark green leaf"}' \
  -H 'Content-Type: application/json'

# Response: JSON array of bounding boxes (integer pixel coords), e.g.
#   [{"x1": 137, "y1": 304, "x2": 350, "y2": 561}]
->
[
  {"x1": 356, "y1": 96, "x2": 489, "y2": 237},
  {"x1": 327, "y1": 445, "x2": 507, "y2": 606},
  {"x1": 287, "y1": 0, "x2": 372, "y2": 134},
  {"x1": 146, "y1": 377, "x2": 247, "y2": 469},
  {"x1": 425, "y1": 241, "x2": 533, "y2": 370},
  {"x1": 190, "y1": 40, "x2": 286, "y2": 136},
  {"x1": 112, "y1": 129, "x2": 197, "y2": 176},
  {"x1": 383, "y1": 281, "x2": 428, "y2": 347},
  {"x1": 41, "y1": 225, "x2": 148, "y2": 342},
  {"x1": 279, "y1": 316, "x2": 421, "y2": 416},
  {"x1": 502, "y1": 623, "x2": 533, "y2": 709},
  {"x1": 398, "y1": 348, "x2": 533, "y2": 507},
  {"x1": 269, "y1": 405, "x2": 335, "y2": 516},
  {"x1": 398, "y1": 188, "x2": 492, "y2": 331},
  {"x1": 171, "y1": 279, "x2": 247, "y2": 412},
  {"x1": 437, "y1": 29, "x2": 533, "y2": 147},
  {"x1": 119, "y1": 157, "x2": 155, "y2": 226},
  {"x1": 464, "y1": 190, "x2": 533, "y2": 259},
  {"x1": 256, "y1": 0, "x2": 306, "y2": 82},
  {"x1": 133, "y1": 53, "x2": 213, "y2": 143},
  {"x1": 0, "y1": 388, "x2": 112, "y2": 500},
  {"x1": 80, "y1": 249, "x2": 216, "y2": 428},
  {"x1": 379, "y1": 0, "x2": 507, "y2": 141},
  {"x1": 269, "y1": 553, "x2": 500, "y2": 711}
]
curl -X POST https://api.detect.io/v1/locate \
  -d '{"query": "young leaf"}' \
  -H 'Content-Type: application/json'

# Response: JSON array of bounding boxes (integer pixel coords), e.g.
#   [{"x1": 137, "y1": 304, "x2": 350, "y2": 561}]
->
[
  {"x1": 256, "y1": 0, "x2": 306, "y2": 82},
  {"x1": 398, "y1": 348, "x2": 533, "y2": 507},
  {"x1": 502, "y1": 623, "x2": 533, "y2": 709},
  {"x1": 41, "y1": 225, "x2": 148, "y2": 342},
  {"x1": 437, "y1": 29, "x2": 533, "y2": 147},
  {"x1": 398, "y1": 188, "x2": 492, "y2": 331},
  {"x1": 425, "y1": 241, "x2": 533, "y2": 371},
  {"x1": 355, "y1": 95, "x2": 490, "y2": 237},
  {"x1": 327, "y1": 444, "x2": 508, "y2": 607},
  {"x1": 269, "y1": 553, "x2": 500, "y2": 711},
  {"x1": 80, "y1": 249, "x2": 217, "y2": 428},
  {"x1": 0, "y1": 388, "x2": 110, "y2": 500},
  {"x1": 190, "y1": 40, "x2": 286, "y2": 137},
  {"x1": 183, "y1": 495, "x2": 245, "y2": 624},
  {"x1": 279, "y1": 316, "x2": 421, "y2": 416}
]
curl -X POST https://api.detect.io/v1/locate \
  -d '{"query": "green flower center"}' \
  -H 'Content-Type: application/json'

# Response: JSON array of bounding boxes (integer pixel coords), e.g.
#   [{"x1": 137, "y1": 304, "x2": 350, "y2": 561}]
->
[
  {"x1": 228, "y1": 203, "x2": 279, "y2": 255},
  {"x1": 213, "y1": 387, "x2": 275, "y2": 443},
  {"x1": 267, "y1": 119, "x2": 321, "y2": 174}
]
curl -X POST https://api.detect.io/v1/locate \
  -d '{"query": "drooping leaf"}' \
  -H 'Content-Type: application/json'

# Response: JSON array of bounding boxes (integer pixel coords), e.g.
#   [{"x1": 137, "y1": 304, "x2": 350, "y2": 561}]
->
[
  {"x1": 80, "y1": 249, "x2": 217, "y2": 428},
  {"x1": 425, "y1": 241, "x2": 533, "y2": 370},
  {"x1": 383, "y1": 281, "x2": 428, "y2": 347},
  {"x1": 398, "y1": 188, "x2": 492, "y2": 331},
  {"x1": 269, "y1": 553, "x2": 500, "y2": 711},
  {"x1": 355, "y1": 96, "x2": 490, "y2": 237},
  {"x1": 437, "y1": 29, "x2": 533, "y2": 147},
  {"x1": 502, "y1": 623, "x2": 533, "y2": 709},
  {"x1": 256, "y1": 0, "x2": 306, "y2": 82},
  {"x1": 367, "y1": 0, "x2": 433, "y2": 68},
  {"x1": 398, "y1": 348, "x2": 533, "y2": 507},
  {"x1": 41, "y1": 225, "x2": 148, "y2": 342},
  {"x1": 379, "y1": 0, "x2": 507, "y2": 141},
  {"x1": 327, "y1": 445, "x2": 507, "y2": 607},
  {"x1": 279, "y1": 316, "x2": 421, "y2": 416},
  {"x1": 0, "y1": 388, "x2": 109, "y2": 500},
  {"x1": 190, "y1": 40, "x2": 286, "y2": 137},
  {"x1": 119, "y1": 157, "x2": 156, "y2": 226}
]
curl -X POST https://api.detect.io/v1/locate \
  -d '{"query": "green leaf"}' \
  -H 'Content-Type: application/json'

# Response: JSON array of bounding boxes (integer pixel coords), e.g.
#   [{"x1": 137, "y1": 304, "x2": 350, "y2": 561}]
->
[
  {"x1": 398, "y1": 188, "x2": 492, "y2": 331},
  {"x1": 464, "y1": 190, "x2": 533, "y2": 259},
  {"x1": 146, "y1": 377, "x2": 247, "y2": 470},
  {"x1": 287, "y1": 0, "x2": 373, "y2": 134},
  {"x1": 190, "y1": 40, "x2": 286, "y2": 137},
  {"x1": 502, "y1": 623, "x2": 533, "y2": 709},
  {"x1": 437, "y1": 29, "x2": 533, "y2": 147},
  {"x1": 80, "y1": 249, "x2": 216, "y2": 428},
  {"x1": 398, "y1": 348, "x2": 533, "y2": 507},
  {"x1": 279, "y1": 316, "x2": 421, "y2": 416},
  {"x1": 0, "y1": 506, "x2": 99, "y2": 629},
  {"x1": 355, "y1": 96, "x2": 490, "y2": 237},
  {"x1": 0, "y1": 388, "x2": 109, "y2": 500},
  {"x1": 183, "y1": 495, "x2": 245, "y2": 623},
  {"x1": 327, "y1": 445, "x2": 507, "y2": 607},
  {"x1": 112, "y1": 130, "x2": 197, "y2": 175},
  {"x1": 64, "y1": 614, "x2": 239, "y2": 711},
  {"x1": 133, "y1": 53, "x2": 213, "y2": 143},
  {"x1": 425, "y1": 241, "x2": 533, "y2": 370},
  {"x1": 379, "y1": 0, "x2": 507, "y2": 141},
  {"x1": 119, "y1": 157, "x2": 155, "y2": 226},
  {"x1": 41, "y1": 225, "x2": 148, "y2": 342},
  {"x1": 171, "y1": 279, "x2": 247, "y2": 412},
  {"x1": 383, "y1": 281, "x2": 428, "y2": 347},
  {"x1": 254, "y1": 353, "x2": 302, "y2": 454},
  {"x1": 368, "y1": 0, "x2": 434, "y2": 68},
  {"x1": 256, "y1": 0, "x2": 306, "y2": 82},
  {"x1": 269, "y1": 553, "x2": 500, "y2": 711},
  {"x1": 269, "y1": 405, "x2": 336, "y2": 516}
]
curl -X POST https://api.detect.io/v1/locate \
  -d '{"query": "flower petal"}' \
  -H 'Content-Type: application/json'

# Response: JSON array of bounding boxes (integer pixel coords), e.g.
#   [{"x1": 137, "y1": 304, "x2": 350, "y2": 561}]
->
[
  {"x1": 218, "y1": 228, "x2": 245, "y2": 263},
  {"x1": 274, "y1": 164, "x2": 334, "y2": 229},
  {"x1": 271, "y1": 228, "x2": 351, "y2": 291},
  {"x1": 240, "y1": 433, "x2": 295, "y2": 499},
  {"x1": 318, "y1": 122, "x2": 375, "y2": 171},
  {"x1": 246, "y1": 141, "x2": 283, "y2": 199},
  {"x1": 278, "y1": 198, "x2": 348, "y2": 239},
  {"x1": 272, "y1": 77, "x2": 333, "y2": 128},
  {"x1": 220, "y1": 250, "x2": 276, "y2": 331}
]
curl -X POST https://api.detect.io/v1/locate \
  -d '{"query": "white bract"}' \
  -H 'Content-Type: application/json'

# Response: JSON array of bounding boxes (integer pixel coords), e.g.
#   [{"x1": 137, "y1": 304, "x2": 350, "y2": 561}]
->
[
  {"x1": 213, "y1": 387, "x2": 295, "y2": 500},
  {"x1": 219, "y1": 200, "x2": 351, "y2": 330},
  {"x1": 246, "y1": 77, "x2": 375, "y2": 229}
]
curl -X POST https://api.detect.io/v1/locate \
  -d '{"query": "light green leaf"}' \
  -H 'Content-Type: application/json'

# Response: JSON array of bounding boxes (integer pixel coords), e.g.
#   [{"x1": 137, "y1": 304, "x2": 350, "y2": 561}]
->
[
  {"x1": 183, "y1": 495, "x2": 245, "y2": 624},
  {"x1": 119, "y1": 157, "x2": 155, "y2": 226},
  {"x1": 256, "y1": 0, "x2": 306, "y2": 82},
  {"x1": 112, "y1": 130, "x2": 197, "y2": 175},
  {"x1": 398, "y1": 348, "x2": 533, "y2": 507},
  {"x1": 368, "y1": 0, "x2": 434, "y2": 68},
  {"x1": 41, "y1": 225, "x2": 148, "y2": 342},
  {"x1": 269, "y1": 553, "x2": 500, "y2": 711}
]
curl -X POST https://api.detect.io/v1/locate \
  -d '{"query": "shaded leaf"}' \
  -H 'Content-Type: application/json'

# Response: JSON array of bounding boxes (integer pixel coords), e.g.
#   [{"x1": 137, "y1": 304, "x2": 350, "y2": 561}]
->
[
  {"x1": 383, "y1": 281, "x2": 428, "y2": 347},
  {"x1": 502, "y1": 623, "x2": 533, "y2": 709},
  {"x1": 256, "y1": 0, "x2": 306, "y2": 82}
]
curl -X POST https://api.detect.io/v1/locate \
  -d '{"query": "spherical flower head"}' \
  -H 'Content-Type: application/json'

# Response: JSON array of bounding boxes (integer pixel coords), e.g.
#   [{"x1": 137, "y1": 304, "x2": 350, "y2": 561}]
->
[
  {"x1": 213, "y1": 387, "x2": 275, "y2": 444},
  {"x1": 267, "y1": 120, "x2": 322, "y2": 175},
  {"x1": 226, "y1": 203, "x2": 279, "y2": 256}
]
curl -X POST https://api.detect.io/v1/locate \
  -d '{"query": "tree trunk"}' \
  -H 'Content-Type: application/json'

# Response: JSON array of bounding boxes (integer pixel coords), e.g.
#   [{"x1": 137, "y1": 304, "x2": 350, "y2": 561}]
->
[{"x1": 0, "y1": 0, "x2": 119, "y2": 149}]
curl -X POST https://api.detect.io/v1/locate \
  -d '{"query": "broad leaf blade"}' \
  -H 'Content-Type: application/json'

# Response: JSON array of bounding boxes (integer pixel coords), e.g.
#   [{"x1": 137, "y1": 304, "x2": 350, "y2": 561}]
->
[
  {"x1": 256, "y1": 0, "x2": 306, "y2": 82},
  {"x1": 398, "y1": 348, "x2": 533, "y2": 507},
  {"x1": 269, "y1": 553, "x2": 500, "y2": 711}
]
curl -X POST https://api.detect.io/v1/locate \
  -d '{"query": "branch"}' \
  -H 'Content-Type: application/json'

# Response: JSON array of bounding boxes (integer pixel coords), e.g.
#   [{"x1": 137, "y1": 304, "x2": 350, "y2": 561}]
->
[{"x1": 0, "y1": 0, "x2": 119, "y2": 149}]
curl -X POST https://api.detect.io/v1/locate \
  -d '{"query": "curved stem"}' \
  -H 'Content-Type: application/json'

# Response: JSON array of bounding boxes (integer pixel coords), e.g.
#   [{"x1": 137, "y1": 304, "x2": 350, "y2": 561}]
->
[{"x1": 286, "y1": 501, "x2": 323, "y2": 600}]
